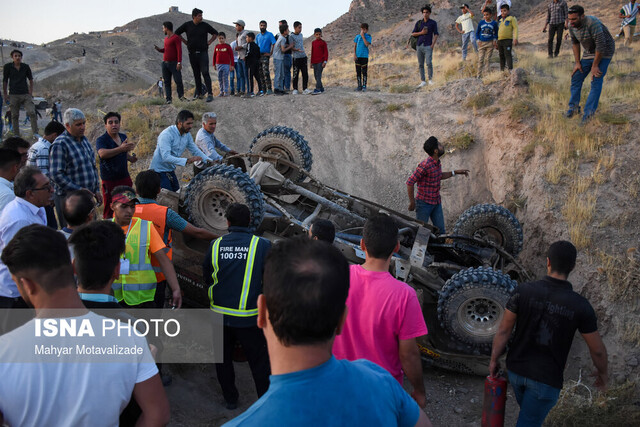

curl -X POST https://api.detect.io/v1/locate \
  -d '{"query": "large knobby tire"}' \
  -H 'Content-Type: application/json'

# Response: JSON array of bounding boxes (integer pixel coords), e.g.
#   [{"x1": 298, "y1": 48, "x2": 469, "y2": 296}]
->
[
  {"x1": 184, "y1": 164, "x2": 265, "y2": 234},
  {"x1": 437, "y1": 267, "x2": 517, "y2": 351},
  {"x1": 453, "y1": 204, "x2": 523, "y2": 257},
  {"x1": 249, "y1": 126, "x2": 312, "y2": 182}
]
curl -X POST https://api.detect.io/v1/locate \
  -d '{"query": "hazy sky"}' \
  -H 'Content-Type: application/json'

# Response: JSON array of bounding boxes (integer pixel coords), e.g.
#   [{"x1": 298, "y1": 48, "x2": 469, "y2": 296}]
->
[{"x1": 0, "y1": 0, "x2": 352, "y2": 44}]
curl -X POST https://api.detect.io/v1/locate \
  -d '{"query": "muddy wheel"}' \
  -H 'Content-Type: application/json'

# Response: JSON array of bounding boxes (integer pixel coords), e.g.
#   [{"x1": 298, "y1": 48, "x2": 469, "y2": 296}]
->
[
  {"x1": 453, "y1": 204, "x2": 523, "y2": 257},
  {"x1": 437, "y1": 267, "x2": 517, "y2": 350},
  {"x1": 249, "y1": 126, "x2": 312, "y2": 182},
  {"x1": 184, "y1": 164, "x2": 264, "y2": 234}
]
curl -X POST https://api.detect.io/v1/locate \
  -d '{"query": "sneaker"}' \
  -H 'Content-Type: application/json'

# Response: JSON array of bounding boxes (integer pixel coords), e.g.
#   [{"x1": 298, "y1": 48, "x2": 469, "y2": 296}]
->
[
  {"x1": 166, "y1": 99, "x2": 172, "y2": 104},
  {"x1": 274, "y1": 89, "x2": 285, "y2": 95},
  {"x1": 249, "y1": 93, "x2": 256, "y2": 98},
  {"x1": 258, "y1": 91, "x2": 265, "y2": 97},
  {"x1": 312, "y1": 89, "x2": 322, "y2": 95},
  {"x1": 266, "y1": 90, "x2": 273, "y2": 95},
  {"x1": 320, "y1": 88, "x2": 325, "y2": 93},
  {"x1": 428, "y1": 80, "x2": 434, "y2": 85},
  {"x1": 292, "y1": 90, "x2": 299, "y2": 95},
  {"x1": 303, "y1": 88, "x2": 312, "y2": 95},
  {"x1": 361, "y1": 86, "x2": 367, "y2": 92},
  {"x1": 206, "y1": 95, "x2": 213, "y2": 102},
  {"x1": 564, "y1": 105, "x2": 581, "y2": 118},
  {"x1": 417, "y1": 81, "x2": 427, "y2": 88},
  {"x1": 355, "y1": 86, "x2": 362, "y2": 92},
  {"x1": 179, "y1": 96, "x2": 188, "y2": 102},
  {"x1": 230, "y1": 91, "x2": 235, "y2": 96}
]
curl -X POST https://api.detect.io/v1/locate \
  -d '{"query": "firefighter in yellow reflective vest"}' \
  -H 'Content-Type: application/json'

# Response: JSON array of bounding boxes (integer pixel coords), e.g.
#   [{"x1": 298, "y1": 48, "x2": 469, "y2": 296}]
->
[
  {"x1": 110, "y1": 186, "x2": 182, "y2": 308},
  {"x1": 203, "y1": 203, "x2": 271, "y2": 410}
]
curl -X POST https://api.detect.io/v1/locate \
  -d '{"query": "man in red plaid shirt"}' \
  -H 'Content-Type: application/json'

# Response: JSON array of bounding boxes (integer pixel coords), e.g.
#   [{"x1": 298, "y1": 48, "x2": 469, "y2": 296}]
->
[{"x1": 406, "y1": 136, "x2": 469, "y2": 233}]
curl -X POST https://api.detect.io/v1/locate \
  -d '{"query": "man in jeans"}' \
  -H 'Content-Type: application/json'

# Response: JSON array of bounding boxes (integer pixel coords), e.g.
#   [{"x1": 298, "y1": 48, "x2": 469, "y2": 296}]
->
[
  {"x1": 411, "y1": 5, "x2": 438, "y2": 87},
  {"x1": 565, "y1": 5, "x2": 615, "y2": 123},
  {"x1": 490, "y1": 241, "x2": 608, "y2": 426},
  {"x1": 154, "y1": 21, "x2": 185, "y2": 104},
  {"x1": 543, "y1": 0, "x2": 569, "y2": 58},
  {"x1": 406, "y1": 136, "x2": 468, "y2": 234},
  {"x1": 456, "y1": 4, "x2": 478, "y2": 61},
  {"x1": 2, "y1": 50, "x2": 38, "y2": 137}
]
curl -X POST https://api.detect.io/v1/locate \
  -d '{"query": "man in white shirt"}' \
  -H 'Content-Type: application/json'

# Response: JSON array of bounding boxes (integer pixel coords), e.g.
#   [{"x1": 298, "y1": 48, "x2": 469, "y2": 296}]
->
[
  {"x1": 0, "y1": 149, "x2": 21, "y2": 214},
  {"x1": 456, "y1": 4, "x2": 478, "y2": 61},
  {"x1": 193, "y1": 112, "x2": 237, "y2": 175}
]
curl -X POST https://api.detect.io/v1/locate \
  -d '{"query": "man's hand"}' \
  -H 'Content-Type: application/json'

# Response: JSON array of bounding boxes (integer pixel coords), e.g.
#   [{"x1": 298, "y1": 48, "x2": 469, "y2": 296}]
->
[
  {"x1": 514, "y1": 39, "x2": 518, "y2": 46},
  {"x1": 170, "y1": 288, "x2": 182, "y2": 309},
  {"x1": 572, "y1": 61, "x2": 583, "y2": 76},
  {"x1": 94, "y1": 191, "x2": 103, "y2": 206},
  {"x1": 322, "y1": 62, "x2": 326, "y2": 68},
  {"x1": 455, "y1": 169, "x2": 470, "y2": 177},
  {"x1": 408, "y1": 200, "x2": 416, "y2": 211},
  {"x1": 593, "y1": 370, "x2": 608, "y2": 391},
  {"x1": 177, "y1": 63, "x2": 182, "y2": 71},
  {"x1": 228, "y1": 150, "x2": 238, "y2": 155},
  {"x1": 412, "y1": 389, "x2": 427, "y2": 408},
  {"x1": 121, "y1": 139, "x2": 135, "y2": 152},
  {"x1": 542, "y1": 26, "x2": 547, "y2": 33},
  {"x1": 353, "y1": 53, "x2": 357, "y2": 62},
  {"x1": 591, "y1": 64, "x2": 602, "y2": 79},
  {"x1": 230, "y1": 66, "x2": 235, "y2": 72},
  {"x1": 128, "y1": 153, "x2": 138, "y2": 163},
  {"x1": 489, "y1": 359, "x2": 501, "y2": 378},
  {"x1": 154, "y1": 45, "x2": 161, "y2": 52},
  {"x1": 187, "y1": 156, "x2": 202, "y2": 164}
]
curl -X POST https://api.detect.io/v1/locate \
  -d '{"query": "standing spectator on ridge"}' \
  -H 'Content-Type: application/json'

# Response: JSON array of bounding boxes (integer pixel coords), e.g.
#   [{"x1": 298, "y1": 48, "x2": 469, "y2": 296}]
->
[
  {"x1": 310, "y1": 28, "x2": 328, "y2": 94},
  {"x1": 245, "y1": 33, "x2": 262, "y2": 97},
  {"x1": 354, "y1": 23, "x2": 373, "y2": 92},
  {"x1": 175, "y1": 8, "x2": 218, "y2": 102},
  {"x1": 213, "y1": 32, "x2": 234, "y2": 97},
  {"x1": 333, "y1": 214, "x2": 429, "y2": 408},
  {"x1": 291, "y1": 22, "x2": 310, "y2": 95},
  {"x1": 229, "y1": 40, "x2": 239, "y2": 96},
  {"x1": 26, "y1": 120, "x2": 66, "y2": 227},
  {"x1": 279, "y1": 20, "x2": 293, "y2": 92},
  {"x1": 193, "y1": 112, "x2": 238, "y2": 175},
  {"x1": 149, "y1": 110, "x2": 209, "y2": 192},
  {"x1": 543, "y1": 0, "x2": 569, "y2": 58},
  {"x1": 476, "y1": 8, "x2": 499, "y2": 78},
  {"x1": 224, "y1": 238, "x2": 432, "y2": 427},
  {"x1": 157, "y1": 77, "x2": 164, "y2": 97},
  {"x1": 0, "y1": 149, "x2": 21, "y2": 215},
  {"x1": 620, "y1": 0, "x2": 639, "y2": 46},
  {"x1": 54, "y1": 100, "x2": 62, "y2": 122},
  {"x1": 412, "y1": 5, "x2": 439, "y2": 88},
  {"x1": 2, "y1": 49, "x2": 38, "y2": 137},
  {"x1": 497, "y1": 4, "x2": 518, "y2": 72},
  {"x1": 96, "y1": 111, "x2": 137, "y2": 218},
  {"x1": 256, "y1": 21, "x2": 276, "y2": 95},
  {"x1": 49, "y1": 108, "x2": 101, "y2": 228},
  {"x1": 406, "y1": 136, "x2": 469, "y2": 233},
  {"x1": 565, "y1": 5, "x2": 615, "y2": 123},
  {"x1": 273, "y1": 24, "x2": 293, "y2": 95},
  {"x1": 154, "y1": 21, "x2": 186, "y2": 105},
  {"x1": 456, "y1": 4, "x2": 478, "y2": 62},
  {"x1": 490, "y1": 241, "x2": 608, "y2": 426},
  {"x1": 233, "y1": 20, "x2": 249, "y2": 97}
]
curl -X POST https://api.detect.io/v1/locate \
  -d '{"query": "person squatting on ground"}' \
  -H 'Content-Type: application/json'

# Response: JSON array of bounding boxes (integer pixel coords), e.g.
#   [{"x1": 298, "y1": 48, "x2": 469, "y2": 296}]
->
[
  {"x1": 213, "y1": 32, "x2": 234, "y2": 97},
  {"x1": 290, "y1": 22, "x2": 310, "y2": 94},
  {"x1": 96, "y1": 111, "x2": 137, "y2": 219},
  {"x1": 565, "y1": 4, "x2": 615, "y2": 123},
  {"x1": 2, "y1": 49, "x2": 38, "y2": 137},
  {"x1": 476, "y1": 7, "x2": 499, "y2": 78},
  {"x1": 310, "y1": 28, "x2": 328, "y2": 94},
  {"x1": 619, "y1": 0, "x2": 639, "y2": 47},
  {"x1": 406, "y1": 136, "x2": 469, "y2": 233},
  {"x1": 224, "y1": 238, "x2": 433, "y2": 427},
  {"x1": 412, "y1": 5, "x2": 438, "y2": 87},
  {"x1": 193, "y1": 112, "x2": 238, "y2": 175},
  {"x1": 256, "y1": 20, "x2": 277, "y2": 95},
  {"x1": 456, "y1": 4, "x2": 478, "y2": 61},
  {"x1": 354, "y1": 23, "x2": 372, "y2": 91},
  {"x1": 490, "y1": 241, "x2": 608, "y2": 427},
  {"x1": 154, "y1": 21, "x2": 185, "y2": 104},
  {"x1": 543, "y1": 0, "x2": 569, "y2": 58},
  {"x1": 175, "y1": 8, "x2": 218, "y2": 102},
  {"x1": 203, "y1": 203, "x2": 271, "y2": 410},
  {"x1": 497, "y1": 4, "x2": 518, "y2": 71}
]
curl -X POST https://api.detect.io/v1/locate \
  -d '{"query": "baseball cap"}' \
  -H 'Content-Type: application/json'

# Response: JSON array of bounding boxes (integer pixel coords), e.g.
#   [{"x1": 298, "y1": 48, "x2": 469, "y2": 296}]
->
[
  {"x1": 233, "y1": 19, "x2": 245, "y2": 27},
  {"x1": 112, "y1": 190, "x2": 138, "y2": 204},
  {"x1": 460, "y1": 3, "x2": 469, "y2": 8}
]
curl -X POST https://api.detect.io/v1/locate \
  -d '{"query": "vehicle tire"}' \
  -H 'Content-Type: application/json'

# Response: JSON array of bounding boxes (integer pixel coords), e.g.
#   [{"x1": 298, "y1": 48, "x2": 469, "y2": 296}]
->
[
  {"x1": 453, "y1": 204, "x2": 523, "y2": 257},
  {"x1": 184, "y1": 164, "x2": 264, "y2": 234},
  {"x1": 437, "y1": 267, "x2": 517, "y2": 350},
  {"x1": 249, "y1": 126, "x2": 312, "y2": 182}
]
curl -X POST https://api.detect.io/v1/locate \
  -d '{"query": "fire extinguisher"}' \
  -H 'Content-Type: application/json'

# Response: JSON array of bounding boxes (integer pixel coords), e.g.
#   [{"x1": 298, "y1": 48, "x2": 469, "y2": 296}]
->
[{"x1": 482, "y1": 375, "x2": 507, "y2": 427}]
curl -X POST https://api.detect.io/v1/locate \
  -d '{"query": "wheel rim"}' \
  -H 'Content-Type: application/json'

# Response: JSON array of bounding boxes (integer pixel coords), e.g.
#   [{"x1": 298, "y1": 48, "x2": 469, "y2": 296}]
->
[
  {"x1": 198, "y1": 188, "x2": 236, "y2": 230},
  {"x1": 261, "y1": 144, "x2": 293, "y2": 176},
  {"x1": 457, "y1": 296, "x2": 504, "y2": 338},
  {"x1": 473, "y1": 227, "x2": 504, "y2": 247}
]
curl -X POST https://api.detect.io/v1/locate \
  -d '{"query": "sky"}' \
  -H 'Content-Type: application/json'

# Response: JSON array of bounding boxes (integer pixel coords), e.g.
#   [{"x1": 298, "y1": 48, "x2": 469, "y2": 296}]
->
[{"x1": 0, "y1": 0, "x2": 353, "y2": 45}]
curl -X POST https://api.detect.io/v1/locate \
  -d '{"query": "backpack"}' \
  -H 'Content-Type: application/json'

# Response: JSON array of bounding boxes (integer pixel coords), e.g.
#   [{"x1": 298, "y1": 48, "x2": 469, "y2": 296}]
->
[{"x1": 408, "y1": 20, "x2": 422, "y2": 50}]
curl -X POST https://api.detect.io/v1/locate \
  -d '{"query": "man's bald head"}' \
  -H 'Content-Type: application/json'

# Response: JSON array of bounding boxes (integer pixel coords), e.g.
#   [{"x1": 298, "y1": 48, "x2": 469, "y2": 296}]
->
[{"x1": 63, "y1": 189, "x2": 96, "y2": 227}]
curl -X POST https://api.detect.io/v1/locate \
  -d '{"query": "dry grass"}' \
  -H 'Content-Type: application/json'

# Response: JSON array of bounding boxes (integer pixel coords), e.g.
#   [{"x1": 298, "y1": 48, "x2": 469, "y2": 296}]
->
[
  {"x1": 561, "y1": 175, "x2": 597, "y2": 249},
  {"x1": 596, "y1": 248, "x2": 640, "y2": 303},
  {"x1": 450, "y1": 131, "x2": 475, "y2": 151},
  {"x1": 465, "y1": 93, "x2": 493, "y2": 109},
  {"x1": 119, "y1": 104, "x2": 167, "y2": 157}
]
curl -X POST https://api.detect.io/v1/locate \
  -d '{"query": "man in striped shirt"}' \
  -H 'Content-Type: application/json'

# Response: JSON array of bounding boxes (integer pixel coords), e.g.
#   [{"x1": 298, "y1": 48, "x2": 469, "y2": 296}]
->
[
  {"x1": 406, "y1": 136, "x2": 469, "y2": 234},
  {"x1": 565, "y1": 5, "x2": 615, "y2": 123}
]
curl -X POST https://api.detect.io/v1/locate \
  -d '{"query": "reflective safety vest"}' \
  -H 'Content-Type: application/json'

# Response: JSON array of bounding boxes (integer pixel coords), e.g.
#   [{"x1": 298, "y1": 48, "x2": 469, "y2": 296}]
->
[
  {"x1": 112, "y1": 218, "x2": 158, "y2": 306},
  {"x1": 208, "y1": 235, "x2": 260, "y2": 317},
  {"x1": 134, "y1": 203, "x2": 172, "y2": 282}
]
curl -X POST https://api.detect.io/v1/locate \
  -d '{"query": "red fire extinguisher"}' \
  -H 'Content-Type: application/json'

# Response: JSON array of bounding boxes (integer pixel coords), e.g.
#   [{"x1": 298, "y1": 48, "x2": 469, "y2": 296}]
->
[{"x1": 482, "y1": 375, "x2": 507, "y2": 427}]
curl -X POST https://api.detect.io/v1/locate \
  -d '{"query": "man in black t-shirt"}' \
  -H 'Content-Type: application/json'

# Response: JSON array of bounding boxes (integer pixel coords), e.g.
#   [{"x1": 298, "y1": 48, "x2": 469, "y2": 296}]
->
[
  {"x1": 490, "y1": 241, "x2": 608, "y2": 426},
  {"x1": 175, "y1": 8, "x2": 218, "y2": 102},
  {"x1": 2, "y1": 50, "x2": 38, "y2": 137}
]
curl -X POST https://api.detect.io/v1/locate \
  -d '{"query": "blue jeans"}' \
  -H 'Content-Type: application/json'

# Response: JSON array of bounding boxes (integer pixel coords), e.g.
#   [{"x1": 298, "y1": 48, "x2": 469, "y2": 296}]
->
[
  {"x1": 508, "y1": 371, "x2": 561, "y2": 427},
  {"x1": 461, "y1": 32, "x2": 478, "y2": 60},
  {"x1": 236, "y1": 59, "x2": 247, "y2": 93},
  {"x1": 273, "y1": 58, "x2": 285, "y2": 91},
  {"x1": 283, "y1": 54, "x2": 292, "y2": 90},
  {"x1": 568, "y1": 57, "x2": 611, "y2": 121},
  {"x1": 229, "y1": 62, "x2": 236, "y2": 92},
  {"x1": 217, "y1": 64, "x2": 230, "y2": 95},
  {"x1": 415, "y1": 200, "x2": 445, "y2": 233},
  {"x1": 416, "y1": 45, "x2": 434, "y2": 81},
  {"x1": 158, "y1": 171, "x2": 180, "y2": 192}
]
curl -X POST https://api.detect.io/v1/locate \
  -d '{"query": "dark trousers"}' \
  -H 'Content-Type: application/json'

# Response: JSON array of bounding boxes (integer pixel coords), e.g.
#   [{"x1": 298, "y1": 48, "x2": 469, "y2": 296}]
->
[
  {"x1": 292, "y1": 57, "x2": 309, "y2": 91},
  {"x1": 283, "y1": 55, "x2": 292, "y2": 90},
  {"x1": 498, "y1": 39, "x2": 513, "y2": 70},
  {"x1": 259, "y1": 56, "x2": 272, "y2": 92},
  {"x1": 215, "y1": 325, "x2": 270, "y2": 404},
  {"x1": 45, "y1": 205, "x2": 58, "y2": 229},
  {"x1": 189, "y1": 51, "x2": 213, "y2": 96},
  {"x1": 247, "y1": 62, "x2": 260, "y2": 94},
  {"x1": 157, "y1": 171, "x2": 180, "y2": 192},
  {"x1": 312, "y1": 63, "x2": 324, "y2": 90},
  {"x1": 548, "y1": 23, "x2": 564, "y2": 57},
  {"x1": 54, "y1": 193, "x2": 67, "y2": 228},
  {"x1": 355, "y1": 57, "x2": 368, "y2": 88},
  {"x1": 101, "y1": 176, "x2": 133, "y2": 219},
  {"x1": 161, "y1": 61, "x2": 184, "y2": 101}
]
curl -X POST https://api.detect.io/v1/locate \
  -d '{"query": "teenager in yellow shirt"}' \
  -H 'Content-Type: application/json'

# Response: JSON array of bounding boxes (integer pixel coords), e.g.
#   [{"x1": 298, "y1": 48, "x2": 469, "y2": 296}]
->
[{"x1": 497, "y1": 4, "x2": 518, "y2": 71}]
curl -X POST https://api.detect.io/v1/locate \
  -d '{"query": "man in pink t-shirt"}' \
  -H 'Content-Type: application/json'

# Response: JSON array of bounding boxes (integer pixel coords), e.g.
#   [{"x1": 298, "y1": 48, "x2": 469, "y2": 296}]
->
[{"x1": 333, "y1": 214, "x2": 429, "y2": 407}]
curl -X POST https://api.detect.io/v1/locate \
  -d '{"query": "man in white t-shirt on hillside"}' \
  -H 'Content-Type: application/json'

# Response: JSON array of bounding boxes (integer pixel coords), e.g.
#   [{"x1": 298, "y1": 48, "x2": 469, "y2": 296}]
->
[
  {"x1": 456, "y1": 4, "x2": 478, "y2": 61},
  {"x1": 0, "y1": 224, "x2": 170, "y2": 426}
]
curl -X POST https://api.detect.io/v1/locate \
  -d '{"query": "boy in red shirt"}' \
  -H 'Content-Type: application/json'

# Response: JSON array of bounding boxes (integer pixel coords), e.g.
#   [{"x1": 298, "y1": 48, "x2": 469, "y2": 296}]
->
[
  {"x1": 213, "y1": 32, "x2": 234, "y2": 96},
  {"x1": 310, "y1": 28, "x2": 328, "y2": 94}
]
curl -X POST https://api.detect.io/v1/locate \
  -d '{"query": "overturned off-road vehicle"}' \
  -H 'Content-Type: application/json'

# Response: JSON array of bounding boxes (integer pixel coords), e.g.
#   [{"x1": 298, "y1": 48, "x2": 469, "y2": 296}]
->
[{"x1": 158, "y1": 126, "x2": 531, "y2": 375}]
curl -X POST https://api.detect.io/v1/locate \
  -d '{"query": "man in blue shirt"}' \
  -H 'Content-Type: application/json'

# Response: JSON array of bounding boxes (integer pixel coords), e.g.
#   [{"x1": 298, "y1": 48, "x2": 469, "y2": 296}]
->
[
  {"x1": 149, "y1": 110, "x2": 209, "y2": 192},
  {"x1": 476, "y1": 7, "x2": 499, "y2": 77},
  {"x1": 412, "y1": 5, "x2": 439, "y2": 87},
  {"x1": 193, "y1": 112, "x2": 237, "y2": 175},
  {"x1": 224, "y1": 238, "x2": 432, "y2": 427},
  {"x1": 256, "y1": 20, "x2": 276, "y2": 95},
  {"x1": 353, "y1": 23, "x2": 373, "y2": 91}
]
